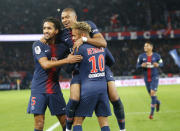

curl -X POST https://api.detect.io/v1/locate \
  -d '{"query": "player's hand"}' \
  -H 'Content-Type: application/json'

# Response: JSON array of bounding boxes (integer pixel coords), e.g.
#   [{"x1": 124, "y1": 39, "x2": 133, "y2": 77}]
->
[
  {"x1": 141, "y1": 63, "x2": 147, "y2": 68},
  {"x1": 153, "y1": 62, "x2": 159, "y2": 67},
  {"x1": 66, "y1": 54, "x2": 83, "y2": 64},
  {"x1": 73, "y1": 38, "x2": 83, "y2": 52},
  {"x1": 40, "y1": 36, "x2": 47, "y2": 44}
]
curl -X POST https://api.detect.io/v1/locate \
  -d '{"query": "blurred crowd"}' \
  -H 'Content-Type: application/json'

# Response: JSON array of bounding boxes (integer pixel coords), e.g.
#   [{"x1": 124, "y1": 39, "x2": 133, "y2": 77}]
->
[
  {"x1": 0, "y1": 39, "x2": 180, "y2": 86},
  {"x1": 0, "y1": 0, "x2": 180, "y2": 34}
]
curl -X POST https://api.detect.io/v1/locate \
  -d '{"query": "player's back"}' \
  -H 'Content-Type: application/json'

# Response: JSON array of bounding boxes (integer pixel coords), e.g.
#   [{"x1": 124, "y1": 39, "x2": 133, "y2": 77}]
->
[{"x1": 75, "y1": 44, "x2": 107, "y2": 96}]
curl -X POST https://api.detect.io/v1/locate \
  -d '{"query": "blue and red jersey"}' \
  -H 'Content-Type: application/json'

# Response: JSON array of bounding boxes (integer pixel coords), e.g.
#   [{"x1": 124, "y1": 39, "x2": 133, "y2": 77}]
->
[
  {"x1": 136, "y1": 52, "x2": 163, "y2": 82},
  {"x1": 59, "y1": 20, "x2": 100, "y2": 49},
  {"x1": 74, "y1": 44, "x2": 114, "y2": 96},
  {"x1": 31, "y1": 41, "x2": 69, "y2": 94}
]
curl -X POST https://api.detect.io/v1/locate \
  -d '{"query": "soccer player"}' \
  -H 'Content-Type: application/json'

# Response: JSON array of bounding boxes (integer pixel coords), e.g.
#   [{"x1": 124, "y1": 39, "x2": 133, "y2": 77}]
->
[
  {"x1": 27, "y1": 17, "x2": 82, "y2": 131},
  {"x1": 61, "y1": 8, "x2": 126, "y2": 131},
  {"x1": 72, "y1": 21, "x2": 112, "y2": 131},
  {"x1": 136, "y1": 42, "x2": 163, "y2": 119}
]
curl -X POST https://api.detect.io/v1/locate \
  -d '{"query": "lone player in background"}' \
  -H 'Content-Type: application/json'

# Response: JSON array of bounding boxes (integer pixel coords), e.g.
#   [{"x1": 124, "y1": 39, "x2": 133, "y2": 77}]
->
[
  {"x1": 61, "y1": 8, "x2": 126, "y2": 131},
  {"x1": 72, "y1": 21, "x2": 112, "y2": 131},
  {"x1": 136, "y1": 42, "x2": 163, "y2": 119},
  {"x1": 27, "y1": 17, "x2": 82, "y2": 131}
]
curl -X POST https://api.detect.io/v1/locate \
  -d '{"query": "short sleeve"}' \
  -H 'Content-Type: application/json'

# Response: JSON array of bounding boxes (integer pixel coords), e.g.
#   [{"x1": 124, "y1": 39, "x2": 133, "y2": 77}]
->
[
  {"x1": 86, "y1": 21, "x2": 100, "y2": 36},
  {"x1": 32, "y1": 41, "x2": 46, "y2": 60}
]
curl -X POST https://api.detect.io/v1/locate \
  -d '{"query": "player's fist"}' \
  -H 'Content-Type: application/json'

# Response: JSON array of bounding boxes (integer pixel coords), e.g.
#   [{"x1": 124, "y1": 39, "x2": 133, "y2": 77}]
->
[
  {"x1": 141, "y1": 62, "x2": 147, "y2": 67},
  {"x1": 66, "y1": 54, "x2": 83, "y2": 64},
  {"x1": 153, "y1": 62, "x2": 159, "y2": 67}
]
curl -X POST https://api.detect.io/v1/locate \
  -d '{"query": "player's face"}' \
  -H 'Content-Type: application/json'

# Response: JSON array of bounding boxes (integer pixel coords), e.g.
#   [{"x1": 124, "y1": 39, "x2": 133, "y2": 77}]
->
[
  {"x1": 43, "y1": 22, "x2": 58, "y2": 40},
  {"x1": 61, "y1": 11, "x2": 77, "y2": 29},
  {"x1": 144, "y1": 43, "x2": 153, "y2": 52},
  {"x1": 72, "y1": 29, "x2": 81, "y2": 42}
]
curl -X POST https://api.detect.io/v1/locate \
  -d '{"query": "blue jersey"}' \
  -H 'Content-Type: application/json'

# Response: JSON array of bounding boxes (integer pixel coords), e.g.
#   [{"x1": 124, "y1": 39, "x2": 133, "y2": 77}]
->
[
  {"x1": 75, "y1": 44, "x2": 114, "y2": 96},
  {"x1": 59, "y1": 20, "x2": 100, "y2": 50},
  {"x1": 136, "y1": 52, "x2": 163, "y2": 82},
  {"x1": 31, "y1": 41, "x2": 69, "y2": 94}
]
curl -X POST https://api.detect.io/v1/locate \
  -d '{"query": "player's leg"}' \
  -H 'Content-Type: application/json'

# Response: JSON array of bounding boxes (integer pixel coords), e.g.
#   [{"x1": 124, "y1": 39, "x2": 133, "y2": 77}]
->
[
  {"x1": 66, "y1": 74, "x2": 81, "y2": 131},
  {"x1": 106, "y1": 66, "x2": 125, "y2": 130},
  {"x1": 96, "y1": 92, "x2": 111, "y2": 131},
  {"x1": 108, "y1": 81, "x2": 125, "y2": 131},
  {"x1": 34, "y1": 114, "x2": 45, "y2": 131},
  {"x1": 48, "y1": 92, "x2": 66, "y2": 130},
  {"x1": 56, "y1": 115, "x2": 66, "y2": 131},
  {"x1": 97, "y1": 116, "x2": 110, "y2": 131},
  {"x1": 149, "y1": 79, "x2": 160, "y2": 119},
  {"x1": 73, "y1": 117, "x2": 85, "y2": 131},
  {"x1": 153, "y1": 79, "x2": 161, "y2": 112},
  {"x1": 27, "y1": 94, "x2": 47, "y2": 131},
  {"x1": 149, "y1": 88, "x2": 157, "y2": 119},
  {"x1": 66, "y1": 83, "x2": 80, "y2": 131}
]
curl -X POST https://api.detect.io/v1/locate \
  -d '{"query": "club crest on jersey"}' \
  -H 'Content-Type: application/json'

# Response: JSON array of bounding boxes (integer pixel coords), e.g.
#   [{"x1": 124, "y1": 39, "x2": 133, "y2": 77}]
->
[
  {"x1": 35, "y1": 46, "x2": 41, "y2": 54},
  {"x1": 51, "y1": 57, "x2": 58, "y2": 61}
]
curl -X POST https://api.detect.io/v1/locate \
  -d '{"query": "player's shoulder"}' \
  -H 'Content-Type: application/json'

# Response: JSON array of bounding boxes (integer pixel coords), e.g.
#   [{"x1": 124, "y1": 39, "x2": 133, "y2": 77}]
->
[
  {"x1": 33, "y1": 40, "x2": 44, "y2": 48},
  {"x1": 139, "y1": 53, "x2": 146, "y2": 57},
  {"x1": 153, "y1": 52, "x2": 161, "y2": 57}
]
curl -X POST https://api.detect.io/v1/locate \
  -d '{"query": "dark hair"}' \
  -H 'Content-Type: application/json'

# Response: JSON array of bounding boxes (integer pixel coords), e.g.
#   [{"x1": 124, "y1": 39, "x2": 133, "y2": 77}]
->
[
  {"x1": 42, "y1": 17, "x2": 61, "y2": 31},
  {"x1": 62, "y1": 8, "x2": 77, "y2": 16},
  {"x1": 145, "y1": 41, "x2": 153, "y2": 47}
]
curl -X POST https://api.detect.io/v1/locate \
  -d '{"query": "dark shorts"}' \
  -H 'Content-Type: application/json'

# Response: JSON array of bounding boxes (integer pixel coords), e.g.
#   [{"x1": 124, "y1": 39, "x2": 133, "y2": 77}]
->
[
  {"x1": 145, "y1": 77, "x2": 159, "y2": 92},
  {"x1": 27, "y1": 91, "x2": 66, "y2": 115},
  {"x1": 75, "y1": 92, "x2": 111, "y2": 117},
  {"x1": 105, "y1": 66, "x2": 115, "y2": 82}
]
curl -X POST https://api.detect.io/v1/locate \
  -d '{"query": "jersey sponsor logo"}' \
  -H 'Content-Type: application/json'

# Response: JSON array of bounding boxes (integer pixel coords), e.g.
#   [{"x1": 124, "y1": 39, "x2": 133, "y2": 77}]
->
[
  {"x1": 88, "y1": 72, "x2": 105, "y2": 78},
  {"x1": 35, "y1": 46, "x2": 41, "y2": 54}
]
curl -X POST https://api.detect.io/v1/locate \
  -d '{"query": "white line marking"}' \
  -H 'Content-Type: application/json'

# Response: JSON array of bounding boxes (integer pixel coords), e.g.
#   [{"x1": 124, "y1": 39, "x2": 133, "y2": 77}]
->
[
  {"x1": 46, "y1": 122, "x2": 60, "y2": 131},
  {"x1": 46, "y1": 110, "x2": 180, "y2": 131}
]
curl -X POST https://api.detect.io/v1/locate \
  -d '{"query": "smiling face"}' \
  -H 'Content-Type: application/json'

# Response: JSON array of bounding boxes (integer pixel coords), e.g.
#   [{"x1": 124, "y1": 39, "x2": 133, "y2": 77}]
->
[
  {"x1": 144, "y1": 42, "x2": 153, "y2": 52},
  {"x1": 43, "y1": 22, "x2": 58, "y2": 40},
  {"x1": 61, "y1": 11, "x2": 77, "y2": 29}
]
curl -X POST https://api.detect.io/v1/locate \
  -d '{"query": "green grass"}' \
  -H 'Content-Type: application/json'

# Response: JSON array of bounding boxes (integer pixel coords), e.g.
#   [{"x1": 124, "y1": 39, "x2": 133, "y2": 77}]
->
[{"x1": 0, "y1": 85, "x2": 180, "y2": 131}]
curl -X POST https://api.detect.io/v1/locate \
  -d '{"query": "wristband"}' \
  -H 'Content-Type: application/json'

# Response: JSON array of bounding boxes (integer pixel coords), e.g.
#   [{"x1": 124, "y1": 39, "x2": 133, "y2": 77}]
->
[{"x1": 82, "y1": 37, "x2": 87, "y2": 42}]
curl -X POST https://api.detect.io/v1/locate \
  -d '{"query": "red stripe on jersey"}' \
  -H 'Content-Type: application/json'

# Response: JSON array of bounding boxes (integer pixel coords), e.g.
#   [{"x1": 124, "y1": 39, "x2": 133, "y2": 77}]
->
[
  {"x1": 45, "y1": 44, "x2": 57, "y2": 94},
  {"x1": 147, "y1": 56, "x2": 152, "y2": 82}
]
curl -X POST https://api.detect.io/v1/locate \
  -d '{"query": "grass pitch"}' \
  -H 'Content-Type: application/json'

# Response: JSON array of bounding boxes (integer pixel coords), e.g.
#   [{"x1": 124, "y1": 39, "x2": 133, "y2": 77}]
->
[{"x1": 0, "y1": 85, "x2": 180, "y2": 131}]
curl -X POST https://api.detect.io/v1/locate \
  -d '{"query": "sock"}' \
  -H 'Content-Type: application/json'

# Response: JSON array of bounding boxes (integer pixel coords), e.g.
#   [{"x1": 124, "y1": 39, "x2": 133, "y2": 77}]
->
[
  {"x1": 111, "y1": 98, "x2": 125, "y2": 130},
  {"x1": 34, "y1": 129, "x2": 42, "y2": 131},
  {"x1": 101, "y1": 126, "x2": 110, "y2": 131},
  {"x1": 73, "y1": 125, "x2": 82, "y2": 131},
  {"x1": 150, "y1": 96, "x2": 156, "y2": 115},
  {"x1": 66, "y1": 99, "x2": 79, "y2": 130}
]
